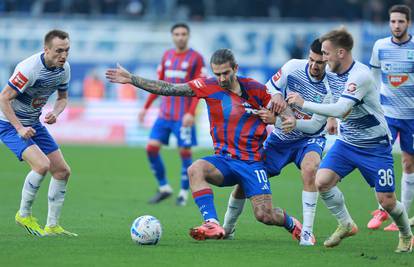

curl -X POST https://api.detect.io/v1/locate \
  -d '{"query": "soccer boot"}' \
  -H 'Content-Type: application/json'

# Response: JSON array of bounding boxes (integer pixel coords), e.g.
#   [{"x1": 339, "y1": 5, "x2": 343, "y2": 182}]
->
[
  {"x1": 384, "y1": 222, "x2": 399, "y2": 231},
  {"x1": 15, "y1": 211, "x2": 45, "y2": 237},
  {"x1": 395, "y1": 235, "x2": 413, "y2": 253},
  {"x1": 290, "y1": 217, "x2": 302, "y2": 241},
  {"x1": 367, "y1": 209, "x2": 389, "y2": 229},
  {"x1": 189, "y1": 221, "x2": 225, "y2": 241},
  {"x1": 176, "y1": 196, "x2": 187, "y2": 206},
  {"x1": 148, "y1": 190, "x2": 172, "y2": 204},
  {"x1": 324, "y1": 222, "x2": 358, "y2": 248},
  {"x1": 44, "y1": 225, "x2": 78, "y2": 237},
  {"x1": 223, "y1": 227, "x2": 235, "y2": 240},
  {"x1": 300, "y1": 230, "x2": 316, "y2": 246}
]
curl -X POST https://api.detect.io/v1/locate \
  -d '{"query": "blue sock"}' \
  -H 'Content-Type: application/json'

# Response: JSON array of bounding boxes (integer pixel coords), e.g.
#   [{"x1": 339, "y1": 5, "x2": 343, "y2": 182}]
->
[
  {"x1": 146, "y1": 145, "x2": 167, "y2": 187},
  {"x1": 283, "y1": 211, "x2": 295, "y2": 232},
  {"x1": 192, "y1": 188, "x2": 218, "y2": 222},
  {"x1": 180, "y1": 149, "x2": 192, "y2": 190}
]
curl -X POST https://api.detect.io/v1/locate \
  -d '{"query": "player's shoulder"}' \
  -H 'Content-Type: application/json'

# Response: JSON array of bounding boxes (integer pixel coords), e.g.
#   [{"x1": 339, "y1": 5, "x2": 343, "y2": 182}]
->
[
  {"x1": 16, "y1": 52, "x2": 42, "y2": 70},
  {"x1": 62, "y1": 61, "x2": 71, "y2": 72},
  {"x1": 239, "y1": 76, "x2": 266, "y2": 90},
  {"x1": 162, "y1": 48, "x2": 175, "y2": 58},
  {"x1": 188, "y1": 48, "x2": 203, "y2": 58},
  {"x1": 374, "y1": 36, "x2": 392, "y2": 47},
  {"x1": 351, "y1": 61, "x2": 371, "y2": 75},
  {"x1": 283, "y1": 59, "x2": 307, "y2": 72}
]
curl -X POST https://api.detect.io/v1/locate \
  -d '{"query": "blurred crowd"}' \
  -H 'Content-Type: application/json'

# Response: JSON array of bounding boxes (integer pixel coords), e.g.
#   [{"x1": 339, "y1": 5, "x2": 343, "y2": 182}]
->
[{"x1": 1, "y1": 0, "x2": 413, "y2": 22}]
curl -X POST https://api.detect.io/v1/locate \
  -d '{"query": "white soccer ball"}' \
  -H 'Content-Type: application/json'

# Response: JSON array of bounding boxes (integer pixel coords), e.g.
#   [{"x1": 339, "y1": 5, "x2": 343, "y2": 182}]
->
[{"x1": 130, "y1": 215, "x2": 162, "y2": 245}]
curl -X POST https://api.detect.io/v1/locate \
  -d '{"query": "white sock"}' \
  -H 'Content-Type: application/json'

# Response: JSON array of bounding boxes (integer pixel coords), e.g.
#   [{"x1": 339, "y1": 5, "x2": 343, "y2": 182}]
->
[
  {"x1": 388, "y1": 201, "x2": 412, "y2": 237},
  {"x1": 320, "y1": 186, "x2": 354, "y2": 226},
  {"x1": 178, "y1": 189, "x2": 188, "y2": 200},
  {"x1": 46, "y1": 178, "x2": 67, "y2": 227},
  {"x1": 222, "y1": 194, "x2": 245, "y2": 232},
  {"x1": 159, "y1": 184, "x2": 173, "y2": 193},
  {"x1": 401, "y1": 172, "x2": 414, "y2": 213},
  {"x1": 302, "y1": 191, "x2": 318, "y2": 234},
  {"x1": 19, "y1": 171, "x2": 46, "y2": 217}
]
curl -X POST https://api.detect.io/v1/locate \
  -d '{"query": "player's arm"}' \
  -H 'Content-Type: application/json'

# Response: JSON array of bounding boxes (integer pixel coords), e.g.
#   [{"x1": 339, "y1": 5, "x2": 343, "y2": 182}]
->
[
  {"x1": 106, "y1": 64, "x2": 195, "y2": 97},
  {"x1": 292, "y1": 114, "x2": 328, "y2": 134},
  {"x1": 44, "y1": 90, "x2": 68, "y2": 125},
  {"x1": 369, "y1": 41, "x2": 381, "y2": 89},
  {"x1": 0, "y1": 85, "x2": 35, "y2": 138}
]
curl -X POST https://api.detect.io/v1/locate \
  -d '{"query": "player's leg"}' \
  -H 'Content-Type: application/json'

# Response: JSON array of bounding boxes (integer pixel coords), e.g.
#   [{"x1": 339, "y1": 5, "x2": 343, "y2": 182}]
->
[
  {"x1": 317, "y1": 141, "x2": 358, "y2": 248},
  {"x1": 175, "y1": 122, "x2": 197, "y2": 206},
  {"x1": 188, "y1": 156, "x2": 227, "y2": 240},
  {"x1": 399, "y1": 119, "x2": 414, "y2": 224},
  {"x1": 298, "y1": 151, "x2": 320, "y2": 245},
  {"x1": 222, "y1": 184, "x2": 246, "y2": 239},
  {"x1": 146, "y1": 118, "x2": 172, "y2": 204}
]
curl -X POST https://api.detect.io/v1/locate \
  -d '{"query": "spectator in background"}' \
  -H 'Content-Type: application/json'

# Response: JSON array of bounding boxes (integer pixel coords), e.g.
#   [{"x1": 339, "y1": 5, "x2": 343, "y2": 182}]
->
[
  {"x1": 83, "y1": 70, "x2": 105, "y2": 100},
  {"x1": 288, "y1": 36, "x2": 305, "y2": 59}
]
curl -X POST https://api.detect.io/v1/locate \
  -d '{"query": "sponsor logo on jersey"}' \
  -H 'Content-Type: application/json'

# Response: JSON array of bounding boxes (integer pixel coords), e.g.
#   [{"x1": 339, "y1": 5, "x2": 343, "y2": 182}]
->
[
  {"x1": 346, "y1": 83, "x2": 357, "y2": 94},
  {"x1": 181, "y1": 61, "x2": 189, "y2": 69},
  {"x1": 272, "y1": 69, "x2": 282, "y2": 83},
  {"x1": 242, "y1": 102, "x2": 259, "y2": 115},
  {"x1": 407, "y1": 50, "x2": 414, "y2": 60},
  {"x1": 32, "y1": 96, "x2": 48, "y2": 108},
  {"x1": 191, "y1": 79, "x2": 204, "y2": 89},
  {"x1": 388, "y1": 74, "x2": 408, "y2": 87},
  {"x1": 11, "y1": 72, "x2": 28, "y2": 90},
  {"x1": 292, "y1": 107, "x2": 311, "y2": 120}
]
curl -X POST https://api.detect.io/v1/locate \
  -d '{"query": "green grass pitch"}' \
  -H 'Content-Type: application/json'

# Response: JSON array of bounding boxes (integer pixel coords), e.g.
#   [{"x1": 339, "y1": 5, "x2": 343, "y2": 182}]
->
[{"x1": 0, "y1": 145, "x2": 412, "y2": 267}]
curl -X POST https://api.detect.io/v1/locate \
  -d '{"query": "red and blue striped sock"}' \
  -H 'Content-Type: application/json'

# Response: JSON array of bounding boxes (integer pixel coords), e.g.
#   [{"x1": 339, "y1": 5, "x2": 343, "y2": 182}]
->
[
  {"x1": 180, "y1": 149, "x2": 192, "y2": 190},
  {"x1": 192, "y1": 188, "x2": 218, "y2": 222},
  {"x1": 146, "y1": 144, "x2": 168, "y2": 186}
]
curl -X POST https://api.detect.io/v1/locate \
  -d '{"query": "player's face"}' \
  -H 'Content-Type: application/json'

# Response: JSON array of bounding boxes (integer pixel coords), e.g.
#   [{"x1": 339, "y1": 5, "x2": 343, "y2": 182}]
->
[
  {"x1": 308, "y1": 50, "x2": 326, "y2": 79},
  {"x1": 172, "y1": 27, "x2": 189, "y2": 51},
  {"x1": 211, "y1": 62, "x2": 238, "y2": 90},
  {"x1": 389, "y1": 12, "x2": 410, "y2": 40},
  {"x1": 44, "y1": 37, "x2": 70, "y2": 68},
  {"x1": 321, "y1": 40, "x2": 340, "y2": 73}
]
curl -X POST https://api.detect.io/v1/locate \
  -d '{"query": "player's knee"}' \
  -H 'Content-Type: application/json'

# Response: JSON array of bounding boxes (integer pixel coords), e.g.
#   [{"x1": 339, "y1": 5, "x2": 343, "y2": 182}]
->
[
  {"x1": 179, "y1": 148, "x2": 192, "y2": 159},
  {"x1": 33, "y1": 158, "x2": 50, "y2": 175},
  {"x1": 301, "y1": 162, "x2": 318, "y2": 180},
  {"x1": 377, "y1": 193, "x2": 396, "y2": 211},
  {"x1": 402, "y1": 156, "x2": 414, "y2": 173},
  {"x1": 146, "y1": 144, "x2": 160, "y2": 156},
  {"x1": 187, "y1": 160, "x2": 204, "y2": 180},
  {"x1": 254, "y1": 208, "x2": 273, "y2": 225}
]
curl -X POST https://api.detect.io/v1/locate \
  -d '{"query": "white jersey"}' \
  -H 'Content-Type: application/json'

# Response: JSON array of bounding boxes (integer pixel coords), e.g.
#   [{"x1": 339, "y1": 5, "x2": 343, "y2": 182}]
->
[
  {"x1": 370, "y1": 36, "x2": 414, "y2": 119},
  {"x1": 266, "y1": 59, "x2": 335, "y2": 141},
  {"x1": 330, "y1": 61, "x2": 391, "y2": 147},
  {"x1": 0, "y1": 52, "x2": 70, "y2": 126}
]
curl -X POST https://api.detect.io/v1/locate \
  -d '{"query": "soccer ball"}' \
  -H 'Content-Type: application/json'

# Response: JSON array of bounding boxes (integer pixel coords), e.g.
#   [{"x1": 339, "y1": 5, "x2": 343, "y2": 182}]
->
[{"x1": 130, "y1": 215, "x2": 162, "y2": 245}]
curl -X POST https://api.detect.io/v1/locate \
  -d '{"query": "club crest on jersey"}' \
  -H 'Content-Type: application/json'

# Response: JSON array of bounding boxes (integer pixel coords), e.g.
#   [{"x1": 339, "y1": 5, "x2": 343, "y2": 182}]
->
[
  {"x1": 181, "y1": 61, "x2": 189, "y2": 69},
  {"x1": 11, "y1": 72, "x2": 28, "y2": 90},
  {"x1": 242, "y1": 102, "x2": 259, "y2": 115},
  {"x1": 346, "y1": 83, "x2": 357, "y2": 94},
  {"x1": 407, "y1": 50, "x2": 414, "y2": 60},
  {"x1": 272, "y1": 69, "x2": 282, "y2": 83},
  {"x1": 388, "y1": 74, "x2": 408, "y2": 87}
]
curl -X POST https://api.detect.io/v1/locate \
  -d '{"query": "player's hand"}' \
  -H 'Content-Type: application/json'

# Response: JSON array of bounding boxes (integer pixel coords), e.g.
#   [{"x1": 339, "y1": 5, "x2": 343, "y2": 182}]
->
[
  {"x1": 281, "y1": 114, "x2": 296, "y2": 133},
  {"x1": 286, "y1": 92, "x2": 304, "y2": 108},
  {"x1": 326, "y1": 117, "x2": 338, "y2": 135},
  {"x1": 105, "y1": 63, "x2": 132, "y2": 84},
  {"x1": 44, "y1": 111, "x2": 58, "y2": 124},
  {"x1": 17, "y1": 126, "x2": 36, "y2": 139},
  {"x1": 257, "y1": 108, "x2": 276, "y2": 124},
  {"x1": 138, "y1": 109, "x2": 147, "y2": 124},
  {"x1": 269, "y1": 94, "x2": 287, "y2": 114},
  {"x1": 182, "y1": 113, "x2": 195, "y2": 127}
]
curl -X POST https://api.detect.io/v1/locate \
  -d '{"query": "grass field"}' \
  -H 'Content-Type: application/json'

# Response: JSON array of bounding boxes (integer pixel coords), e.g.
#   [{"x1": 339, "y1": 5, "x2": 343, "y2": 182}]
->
[{"x1": 0, "y1": 145, "x2": 413, "y2": 267}]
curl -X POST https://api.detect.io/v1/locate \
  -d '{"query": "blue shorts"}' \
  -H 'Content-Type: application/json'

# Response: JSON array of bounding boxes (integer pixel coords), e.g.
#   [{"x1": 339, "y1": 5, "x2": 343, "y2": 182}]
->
[
  {"x1": 202, "y1": 154, "x2": 271, "y2": 198},
  {"x1": 149, "y1": 117, "x2": 197, "y2": 147},
  {"x1": 264, "y1": 134, "x2": 326, "y2": 177},
  {"x1": 386, "y1": 116, "x2": 414, "y2": 154},
  {"x1": 320, "y1": 139, "x2": 395, "y2": 193},
  {"x1": 0, "y1": 120, "x2": 59, "y2": 161}
]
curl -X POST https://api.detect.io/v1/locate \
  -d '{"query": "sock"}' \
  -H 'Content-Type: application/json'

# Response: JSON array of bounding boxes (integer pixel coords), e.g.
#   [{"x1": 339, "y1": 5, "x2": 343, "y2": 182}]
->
[
  {"x1": 388, "y1": 201, "x2": 412, "y2": 237},
  {"x1": 283, "y1": 211, "x2": 295, "y2": 232},
  {"x1": 302, "y1": 191, "x2": 318, "y2": 234},
  {"x1": 178, "y1": 189, "x2": 188, "y2": 200},
  {"x1": 146, "y1": 144, "x2": 168, "y2": 187},
  {"x1": 179, "y1": 149, "x2": 192, "y2": 190},
  {"x1": 223, "y1": 194, "x2": 245, "y2": 232},
  {"x1": 401, "y1": 172, "x2": 414, "y2": 213},
  {"x1": 320, "y1": 186, "x2": 354, "y2": 226},
  {"x1": 46, "y1": 178, "x2": 67, "y2": 227},
  {"x1": 19, "y1": 171, "x2": 46, "y2": 217},
  {"x1": 192, "y1": 188, "x2": 219, "y2": 223}
]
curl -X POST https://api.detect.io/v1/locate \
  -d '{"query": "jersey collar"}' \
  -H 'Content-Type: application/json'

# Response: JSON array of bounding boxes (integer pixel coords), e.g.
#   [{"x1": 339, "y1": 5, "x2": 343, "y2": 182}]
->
[
  {"x1": 391, "y1": 34, "x2": 412, "y2": 46},
  {"x1": 41, "y1": 53, "x2": 57, "y2": 71}
]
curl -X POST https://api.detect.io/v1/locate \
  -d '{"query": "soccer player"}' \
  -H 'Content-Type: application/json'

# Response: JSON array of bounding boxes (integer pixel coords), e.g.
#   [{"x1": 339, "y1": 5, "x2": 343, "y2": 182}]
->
[
  {"x1": 286, "y1": 28, "x2": 413, "y2": 253},
  {"x1": 138, "y1": 23, "x2": 205, "y2": 206},
  {"x1": 367, "y1": 4, "x2": 414, "y2": 231},
  {"x1": 221, "y1": 39, "x2": 338, "y2": 246},
  {"x1": 106, "y1": 48, "x2": 302, "y2": 241},
  {"x1": 0, "y1": 30, "x2": 77, "y2": 237}
]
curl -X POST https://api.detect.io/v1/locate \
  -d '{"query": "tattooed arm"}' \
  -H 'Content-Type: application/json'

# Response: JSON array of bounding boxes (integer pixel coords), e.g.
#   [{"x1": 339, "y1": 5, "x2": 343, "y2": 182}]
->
[{"x1": 106, "y1": 64, "x2": 195, "y2": 97}]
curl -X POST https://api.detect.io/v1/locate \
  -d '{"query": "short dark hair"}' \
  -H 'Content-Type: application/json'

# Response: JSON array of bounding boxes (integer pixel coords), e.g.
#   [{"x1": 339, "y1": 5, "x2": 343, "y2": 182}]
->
[
  {"x1": 310, "y1": 38, "x2": 322, "y2": 55},
  {"x1": 389, "y1": 4, "x2": 411, "y2": 21},
  {"x1": 210, "y1": 48, "x2": 237, "y2": 68},
  {"x1": 320, "y1": 27, "x2": 353, "y2": 51},
  {"x1": 170, "y1": 23, "x2": 190, "y2": 33},
  {"x1": 44, "y1": 29, "x2": 69, "y2": 46}
]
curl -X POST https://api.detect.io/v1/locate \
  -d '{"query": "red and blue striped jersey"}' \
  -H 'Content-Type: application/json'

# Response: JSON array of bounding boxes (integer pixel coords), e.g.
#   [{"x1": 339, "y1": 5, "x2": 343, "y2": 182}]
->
[
  {"x1": 144, "y1": 48, "x2": 205, "y2": 120},
  {"x1": 188, "y1": 76, "x2": 271, "y2": 161}
]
